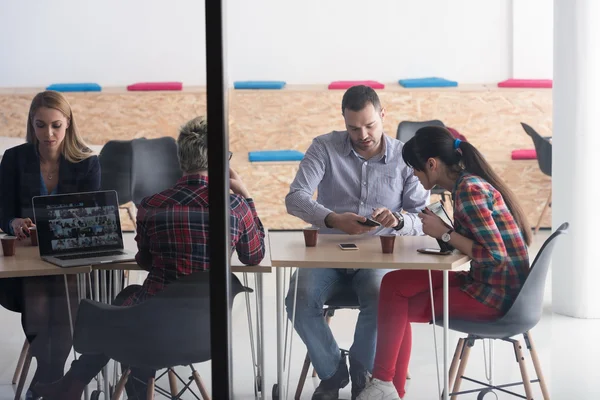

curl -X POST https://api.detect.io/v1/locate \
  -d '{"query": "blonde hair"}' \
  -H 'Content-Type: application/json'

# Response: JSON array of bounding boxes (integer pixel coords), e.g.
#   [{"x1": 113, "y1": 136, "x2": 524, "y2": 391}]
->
[
  {"x1": 177, "y1": 116, "x2": 208, "y2": 173},
  {"x1": 26, "y1": 91, "x2": 93, "y2": 163}
]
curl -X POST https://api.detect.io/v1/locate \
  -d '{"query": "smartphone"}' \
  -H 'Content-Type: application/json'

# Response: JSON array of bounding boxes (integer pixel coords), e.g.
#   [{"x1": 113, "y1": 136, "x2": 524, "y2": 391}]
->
[
  {"x1": 417, "y1": 248, "x2": 452, "y2": 256},
  {"x1": 423, "y1": 201, "x2": 453, "y2": 228},
  {"x1": 357, "y1": 218, "x2": 381, "y2": 227},
  {"x1": 339, "y1": 243, "x2": 359, "y2": 251}
]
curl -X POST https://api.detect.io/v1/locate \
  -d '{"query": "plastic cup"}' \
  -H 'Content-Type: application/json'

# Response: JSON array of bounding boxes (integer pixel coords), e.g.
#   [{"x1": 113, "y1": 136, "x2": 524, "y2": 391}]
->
[
  {"x1": 1, "y1": 236, "x2": 17, "y2": 256},
  {"x1": 380, "y1": 235, "x2": 396, "y2": 254},
  {"x1": 303, "y1": 228, "x2": 319, "y2": 247}
]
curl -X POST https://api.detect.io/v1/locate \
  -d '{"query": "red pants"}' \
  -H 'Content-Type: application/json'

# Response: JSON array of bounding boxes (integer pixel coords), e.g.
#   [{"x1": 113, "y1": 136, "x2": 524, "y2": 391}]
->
[{"x1": 372, "y1": 270, "x2": 502, "y2": 398}]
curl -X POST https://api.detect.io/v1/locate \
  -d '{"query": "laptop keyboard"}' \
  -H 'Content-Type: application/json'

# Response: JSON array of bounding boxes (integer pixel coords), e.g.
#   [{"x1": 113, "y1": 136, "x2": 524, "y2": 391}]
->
[{"x1": 55, "y1": 251, "x2": 126, "y2": 261}]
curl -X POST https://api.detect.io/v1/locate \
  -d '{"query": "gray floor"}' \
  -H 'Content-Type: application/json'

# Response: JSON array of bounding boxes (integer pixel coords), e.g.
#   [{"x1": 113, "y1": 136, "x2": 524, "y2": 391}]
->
[{"x1": 1, "y1": 230, "x2": 598, "y2": 399}]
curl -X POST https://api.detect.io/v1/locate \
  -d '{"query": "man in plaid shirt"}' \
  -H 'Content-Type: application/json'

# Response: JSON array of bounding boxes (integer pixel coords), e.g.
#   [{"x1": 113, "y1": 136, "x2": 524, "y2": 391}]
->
[{"x1": 36, "y1": 116, "x2": 265, "y2": 400}]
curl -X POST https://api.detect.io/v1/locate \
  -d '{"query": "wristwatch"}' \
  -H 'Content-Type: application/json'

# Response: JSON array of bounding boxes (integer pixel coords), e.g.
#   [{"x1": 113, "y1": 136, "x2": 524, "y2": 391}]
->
[
  {"x1": 441, "y1": 229, "x2": 454, "y2": 243},
  {"x1": 392, "y1": 211, "x2": 405, "y2": 231}
]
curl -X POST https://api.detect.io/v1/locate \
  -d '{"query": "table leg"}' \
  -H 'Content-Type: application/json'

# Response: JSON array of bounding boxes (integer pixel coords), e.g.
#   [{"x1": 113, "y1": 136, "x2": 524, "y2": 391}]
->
[
  {"x1": 276, "y1": 267, "x2": 284, "y2": 399},
  {"x1": 63, "y1": 275, "x2": 77, "y2": 361},
  {"x1": 100, "y1": 271, "x2": 110, "y2": 399},
  {"x1": 256, "y1": 272, "x2": 265, "y2": 399},
  {"x1": 443, "y1": 271, "x2": 449, "y2": 400}
]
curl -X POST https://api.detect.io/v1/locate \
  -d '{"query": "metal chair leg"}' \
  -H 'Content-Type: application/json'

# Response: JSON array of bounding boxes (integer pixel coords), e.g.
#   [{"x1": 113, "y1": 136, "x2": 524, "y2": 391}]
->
[
  {"x1": 12, "y1": 339, "x2": 30, "y2": 384},
  {"x1": 524, "y1": 331, "x2": 550, "y2": 400},
  {"x1": 512, "y1": 339, "x2": 535, "y2": 400},
  {"x1": 450, "y1": 337, "x2": 473, "y2": 400}
]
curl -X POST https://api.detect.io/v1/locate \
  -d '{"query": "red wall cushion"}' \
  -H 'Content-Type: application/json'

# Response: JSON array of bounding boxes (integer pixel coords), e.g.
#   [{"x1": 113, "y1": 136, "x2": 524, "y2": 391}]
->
[
  {"x1": 328, "y1": 80, "x2": 385, "y2": 89},
  {"x1": 127, "y1": 82, "x2": 183, "y2": 91},
  {"x1": 511, "y1": 149, "x2": 537, "y2": 160},
  {"x1": 498, "y1": 79, "x2": 552, "y2": 88}
]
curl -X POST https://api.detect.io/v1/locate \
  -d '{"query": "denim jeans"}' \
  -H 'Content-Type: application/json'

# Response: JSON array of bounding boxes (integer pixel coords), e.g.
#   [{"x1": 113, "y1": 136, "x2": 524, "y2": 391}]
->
[{"x1": 285, "y1": 268, "x2": 390, "y2": 380}]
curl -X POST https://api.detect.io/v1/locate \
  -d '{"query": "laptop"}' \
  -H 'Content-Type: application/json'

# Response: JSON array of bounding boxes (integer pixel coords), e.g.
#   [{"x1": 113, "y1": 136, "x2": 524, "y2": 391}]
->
[{"x1": 32, "y1": 190, "x2": 136, "y2": 268}]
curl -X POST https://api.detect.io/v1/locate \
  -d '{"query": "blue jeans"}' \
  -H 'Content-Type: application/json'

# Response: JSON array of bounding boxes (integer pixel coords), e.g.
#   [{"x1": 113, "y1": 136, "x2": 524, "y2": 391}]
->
[{"x1": 285, "y1": 268, "x2": 389, "y2": 380}]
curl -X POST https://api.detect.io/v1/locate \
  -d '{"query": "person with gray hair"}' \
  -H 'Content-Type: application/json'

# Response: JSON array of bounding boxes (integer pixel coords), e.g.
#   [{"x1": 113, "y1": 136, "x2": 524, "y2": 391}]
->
[{"x1": 35, "y1": 116, "x2": 266, "y2": 400}]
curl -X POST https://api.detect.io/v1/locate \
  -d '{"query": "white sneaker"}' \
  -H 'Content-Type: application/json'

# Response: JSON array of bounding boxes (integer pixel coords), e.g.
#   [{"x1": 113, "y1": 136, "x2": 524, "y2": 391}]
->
[{"x1": 355, "y1": 378, "x2": 402, "y2": 400}]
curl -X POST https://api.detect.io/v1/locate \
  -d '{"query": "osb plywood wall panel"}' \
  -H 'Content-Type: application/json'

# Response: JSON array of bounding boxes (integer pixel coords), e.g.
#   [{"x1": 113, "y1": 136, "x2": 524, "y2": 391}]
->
[{"x1": 0, "y1": 88, "x2": 552, "y2": 230}]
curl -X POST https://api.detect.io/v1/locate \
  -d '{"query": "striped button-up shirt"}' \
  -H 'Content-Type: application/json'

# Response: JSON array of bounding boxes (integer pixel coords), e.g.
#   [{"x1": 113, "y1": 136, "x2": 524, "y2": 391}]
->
[
  {"x1": 124, "y1": 174, "x2": 265, "y2": 305},
  {"x1": 286, "y1": 131, "x2": 429, "y2": 236},
  {"x1": 453, "y1": 172, "x2": 530, "y2": 312}
]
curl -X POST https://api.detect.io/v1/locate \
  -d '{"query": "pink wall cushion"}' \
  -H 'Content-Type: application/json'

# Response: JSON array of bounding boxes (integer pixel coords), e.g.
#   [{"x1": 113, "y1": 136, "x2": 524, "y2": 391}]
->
[
  {"x1": 328, "y1": 80, "x2": 385, "y2": 90},
  {"x1": 498, "y1": 79, "x2": 552, "y2": 88},
  {"x1": 511, "y1": 149, "x2": 537, "y2": 160},
  {"x1": 127, "y1": 82, "x2": 183, "y2": 91}
]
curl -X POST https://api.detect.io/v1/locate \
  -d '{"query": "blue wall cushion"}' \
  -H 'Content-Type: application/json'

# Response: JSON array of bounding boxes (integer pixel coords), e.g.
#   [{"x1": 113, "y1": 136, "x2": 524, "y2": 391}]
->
[
  {"x1": 398, "y1": 77, "x2": 458, "y2": 88},
  {"x1": 234, "y1": 81, "x2": 286, "y2": 90},
  {"x1": 46, "y1": 83, "x2": 102, "y2": 92},
  {"x1": 248, "y1": 150, "x2": 304, "y2": 162}
]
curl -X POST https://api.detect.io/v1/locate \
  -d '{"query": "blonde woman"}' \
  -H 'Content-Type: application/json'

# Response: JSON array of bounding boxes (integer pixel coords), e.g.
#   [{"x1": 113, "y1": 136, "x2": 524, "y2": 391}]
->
[{"x1": 0, "y1": 91, "x2": 100, "y2": 399}]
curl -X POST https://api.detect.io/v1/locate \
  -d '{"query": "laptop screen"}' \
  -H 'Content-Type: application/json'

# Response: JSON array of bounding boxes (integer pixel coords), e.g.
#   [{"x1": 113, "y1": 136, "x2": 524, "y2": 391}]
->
[{"x1": 32, "y1": 190, "x2": 125, "y2": 256}]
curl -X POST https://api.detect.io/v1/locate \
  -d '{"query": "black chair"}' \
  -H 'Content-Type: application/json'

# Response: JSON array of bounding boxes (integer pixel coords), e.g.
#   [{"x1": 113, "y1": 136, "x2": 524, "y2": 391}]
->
[
  {"x1": 521, "y1": 123, "x2": 552, "y2": 234},
  {"x1": 131, "y1": 137, "x2": 183, "y2": 206},
  {"x1": 293, "y1": 290, "x2": 359, "y2": 400},
  {"x1": 98, "y1": 140, "x2": 135, "y2": 223},
  {"x1": 436, "y1": 222, "x2": 568, "y2": 400},
  {"x1": 72, "y1": 272, "x2": 252, "y2": 400},
  {"x1": 396, "y1": 120, "x2": 450, "y2": 204}
]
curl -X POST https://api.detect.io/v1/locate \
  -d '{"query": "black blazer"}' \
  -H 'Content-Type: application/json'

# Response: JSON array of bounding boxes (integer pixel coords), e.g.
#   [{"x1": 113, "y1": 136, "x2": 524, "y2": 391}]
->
[{"x1": 0, "y1": 143, "x2": 101, "y2": 233}]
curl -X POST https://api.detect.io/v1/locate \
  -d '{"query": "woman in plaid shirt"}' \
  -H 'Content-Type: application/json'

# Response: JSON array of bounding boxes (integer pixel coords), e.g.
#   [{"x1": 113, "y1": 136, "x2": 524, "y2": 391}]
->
[{"x1": 357, "y1": 126, "x2": 532, "y2": 400}]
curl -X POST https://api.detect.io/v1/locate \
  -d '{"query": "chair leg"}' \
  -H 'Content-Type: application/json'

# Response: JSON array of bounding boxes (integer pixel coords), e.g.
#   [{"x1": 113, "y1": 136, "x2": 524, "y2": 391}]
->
[
  {"x1": 295, "y1": 352, "x2": 312, "y2": 400},
  {"x1": 192, "y1": 369, "x2": 211, "y2": 400},
  {"x1": 111, "y1": 369, "x2": 130, "y2": 400},
  {"x1": 524, "y1": 332, "x2": 550, "y2": 400},
  {"x1": 168, "y1": 368, "x2": 179, "y2": 397},
  {"x1": 14, "y1": 345, "x2": 32, "y2": 400},
  {"x1": 535, "y1": 190, "x2": 552, "y2": 234},
  {"x1": 512, "y1": 339, "x2": 535, "y2": 400},
  {"x1": 12, "y1": 339, "x2": 30, "y2": 384},
  {"x1": 450, "y1": 338, "x2": 473, "y2": 400},
  {"x1": 448, "y1": 338, "x2": 466, "y2": 389},
  {"x1": 146, "y1": 377, "x2": 155, "y2": 400}
]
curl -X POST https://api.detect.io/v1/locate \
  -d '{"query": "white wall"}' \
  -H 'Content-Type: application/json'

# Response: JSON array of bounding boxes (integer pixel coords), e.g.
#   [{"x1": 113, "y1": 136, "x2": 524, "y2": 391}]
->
[
  {"x1": 0, "y1": 0, "x2": 550, "y2": 87},
  {"x1": 512, "y1": 0, "x2": 554, "y2": 79}
]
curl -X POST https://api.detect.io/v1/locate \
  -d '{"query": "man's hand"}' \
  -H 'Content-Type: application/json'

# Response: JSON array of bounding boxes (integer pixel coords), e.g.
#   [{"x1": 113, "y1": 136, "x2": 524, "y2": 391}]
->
[
  {"x1": 229, "y1": 168, "x2": 251, "y2": 199},
  {"x1": 371, "y1": 208, "x2": 398, "y2": 228},
  {"x1": 325, "y1": 212, "x2": 377, "y2": 235}
]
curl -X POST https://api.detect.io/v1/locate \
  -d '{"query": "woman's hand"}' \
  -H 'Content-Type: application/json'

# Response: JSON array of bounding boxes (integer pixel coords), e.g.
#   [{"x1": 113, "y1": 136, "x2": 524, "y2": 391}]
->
[
  {"x1": 11, "y1": 218, "x2": 36, "y2": 240},
  {"x1": 418, "y1": 208, "x2": 451, "y2": 239}
]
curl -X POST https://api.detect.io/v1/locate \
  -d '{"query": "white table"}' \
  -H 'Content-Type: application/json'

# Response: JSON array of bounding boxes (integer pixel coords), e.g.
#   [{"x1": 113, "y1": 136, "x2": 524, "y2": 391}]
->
[{"x1": 268, "y1": 232, "x2": 471, "y2": 400}]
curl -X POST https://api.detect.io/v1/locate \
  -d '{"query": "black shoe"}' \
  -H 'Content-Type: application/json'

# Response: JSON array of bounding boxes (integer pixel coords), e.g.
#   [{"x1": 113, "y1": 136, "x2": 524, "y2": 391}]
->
[
  {"x1": 349, "y1": 356, "x2": 368, "y2": 400},
  {"x1": 311, "y1": 352, "x2": 349, "y2": 400}
]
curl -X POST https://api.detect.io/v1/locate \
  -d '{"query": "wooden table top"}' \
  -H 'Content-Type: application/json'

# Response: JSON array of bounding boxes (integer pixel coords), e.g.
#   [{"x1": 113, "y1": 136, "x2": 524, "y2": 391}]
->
[
  {"x1": 0, "y1": 236, "x2": 91, "y2": 278},
  {"x1": 268, "y1": 231, "x2": 471, "y2": 271}
]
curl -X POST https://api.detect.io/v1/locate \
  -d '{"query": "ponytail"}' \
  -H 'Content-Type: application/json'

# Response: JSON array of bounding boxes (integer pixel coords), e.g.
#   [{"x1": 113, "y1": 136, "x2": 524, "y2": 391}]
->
[{"x1": 402, "y1": 126, "x2": 532, "y2": 246}]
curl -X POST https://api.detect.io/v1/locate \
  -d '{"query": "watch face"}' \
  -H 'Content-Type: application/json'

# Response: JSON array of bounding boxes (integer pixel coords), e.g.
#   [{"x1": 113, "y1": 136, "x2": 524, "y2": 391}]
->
[{"x1": 442, "y1": 233, "x2": 451, "y2": 242}]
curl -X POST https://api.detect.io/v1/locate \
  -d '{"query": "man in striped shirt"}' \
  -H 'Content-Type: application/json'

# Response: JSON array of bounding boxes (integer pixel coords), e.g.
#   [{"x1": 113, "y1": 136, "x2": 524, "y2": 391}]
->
[{"x1": 285, "y1": 85, "x2": 429, "y2": 400}]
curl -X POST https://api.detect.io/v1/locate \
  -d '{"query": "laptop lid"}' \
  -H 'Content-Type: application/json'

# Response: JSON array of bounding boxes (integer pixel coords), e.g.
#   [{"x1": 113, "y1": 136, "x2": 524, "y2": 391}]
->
[{"x1": 32, "y1": 190, "x2": 125, "y2": 257}]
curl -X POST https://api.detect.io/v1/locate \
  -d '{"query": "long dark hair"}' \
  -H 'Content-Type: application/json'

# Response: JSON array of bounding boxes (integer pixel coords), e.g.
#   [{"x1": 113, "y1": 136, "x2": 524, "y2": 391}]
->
[{"x1": 402, "y1": 126, "x2": 531, "y2": 246}]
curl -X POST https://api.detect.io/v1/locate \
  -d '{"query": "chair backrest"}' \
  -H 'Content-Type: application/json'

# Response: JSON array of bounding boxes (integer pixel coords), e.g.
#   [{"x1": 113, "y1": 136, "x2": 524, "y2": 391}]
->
[
  {"x1": 98, "y1": 140, "x2": 134, "y2": 204},
  {"x1": 497, "y1": 222, "x2": 568, "y2": 331},
  {"x1": 131, "y1": 137, "x2": 183, "y2": 205},
  {"x1": 74, "y1": 271, "x2": 251, "y2": 369},
  {"x1": 396, "y1": 120, "x2": 445, "y2": 143},
  {"x1": 520, "y1": 122, "x2": 552, "y2": 176}
]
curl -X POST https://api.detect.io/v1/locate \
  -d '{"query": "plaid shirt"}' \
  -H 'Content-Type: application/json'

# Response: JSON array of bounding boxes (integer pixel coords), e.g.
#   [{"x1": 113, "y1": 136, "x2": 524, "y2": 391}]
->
[
  {"x1": 123, "y1": 174, "x2": 265, "y2": 306},
  {"x1": 453, "y1": 172, "x2": 529, "y2": 312}
]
